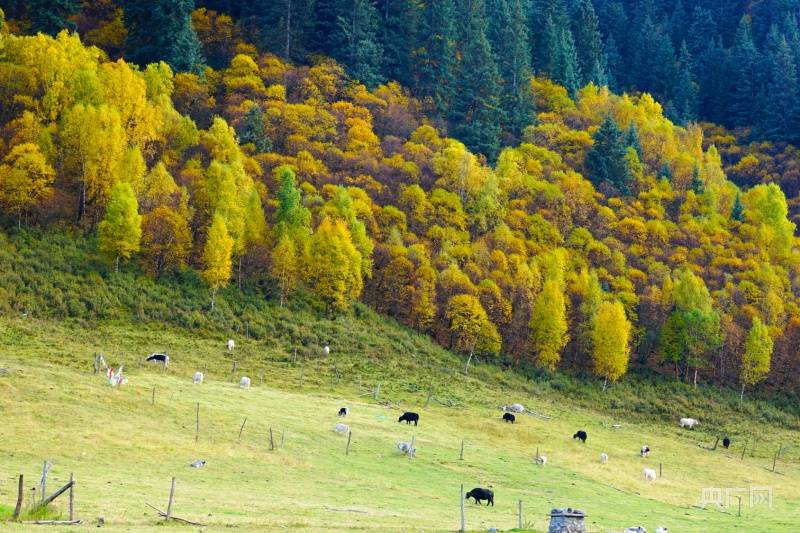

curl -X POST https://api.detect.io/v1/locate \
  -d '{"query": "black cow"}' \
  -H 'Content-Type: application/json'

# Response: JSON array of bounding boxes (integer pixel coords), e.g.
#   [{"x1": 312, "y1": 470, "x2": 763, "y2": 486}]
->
[
  {"x1": 398, "y1": 412, "x2": 419, "y2": 425},
  {"x1": 465, "y1": 487, "x2": 494, "y2": 506},
  {"x1": 573, "y1": 430, "x2": 587, "y2": 443},
  {"x1": 146, "y1": 353, "x2": 169, "y2": 366},
  {"x1": 722, "y1": 437, "x2": 731, "y2": 449},
  {"x1": 338, "y1": 407, "x2": 348, "y2": 417},
  {"x1": 502, "y1": 413, "x2": 516, "y2": 424}
]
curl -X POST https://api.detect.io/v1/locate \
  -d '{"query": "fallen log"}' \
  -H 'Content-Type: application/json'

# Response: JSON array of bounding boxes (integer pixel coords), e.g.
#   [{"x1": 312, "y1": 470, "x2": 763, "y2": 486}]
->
[
  {"x1": 145, "y1": 503, "x2": 206, "y2": 526},
  {"x1": 22, "y1": 520, "x2": 82, "y2": 525}
]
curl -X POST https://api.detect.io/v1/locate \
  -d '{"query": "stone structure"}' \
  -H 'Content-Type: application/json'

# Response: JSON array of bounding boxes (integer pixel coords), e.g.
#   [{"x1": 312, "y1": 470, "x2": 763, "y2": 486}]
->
[{"x1": 548, "y1": 508, "x2": 586, "y2": 533}]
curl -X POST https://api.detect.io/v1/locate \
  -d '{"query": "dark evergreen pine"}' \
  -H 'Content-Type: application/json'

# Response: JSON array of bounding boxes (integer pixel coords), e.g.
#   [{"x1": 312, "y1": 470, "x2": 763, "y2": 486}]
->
[
  {"x1": 412, "y1": 0, "x2": 456, "y2": 117},
  {"x1": 449, "y1": 0, "x2": 502, "y2": 161},
  {"x1": 486, "y1": 0, "x2": 534, "y2": 143},
  {"x1": 728, "y1": 17, "x2": 759, "y2": 128},
  {"x1": 241, "y1": 0, "x2": 315, "y2": 63},
  {"x1": 123, "y1": 0, "x2": 204, "y2": 73},
  {"x1": 376, "y1": 0, "x2": 417, "y2": 86},
  {"x1": 238, "y1": 105, "x2": 272, "y2": 153},
  {"x1": 586, "y1": 115, "x2": 632, "y2": 194},
  {"x1": 572, "y1": 0, "x2": 607, "y2": 86},
  {"x1": 331, "y1": 0, "x2": 384, "y2": 88},
  {"x1": 686, "y1": 7, "x2": 717, "y2": 70},
  {"x1": 603, "y1": 34, "x2": 622, "y2": 92},
  {"x1": 760, "y1": 29, "x2": 798, "y2": 143},
  {"x1": 667, "y1": 0, "x2": 688, "y2": 49},
  {"x1": 668, "y1": 42, "x2": 697, "y2": 125},
  {"x1": 658, "y1": 163, "x2": 673, "y2": 182},
  {"x1": 731, "y1": 192, "x2": 744, "y2": 221},
  {"x1": 690, "y1": 164, "x2": 704, "y2": 194},
  {"x1": 696, "y1": 36, "x2": 729, "y2": 125},
  {"x1": 625, "y1": 123, "x2": 642, "y2": 158},
  {"x1": 24, "y1": 0, "x2": 78, "y2": 35}
]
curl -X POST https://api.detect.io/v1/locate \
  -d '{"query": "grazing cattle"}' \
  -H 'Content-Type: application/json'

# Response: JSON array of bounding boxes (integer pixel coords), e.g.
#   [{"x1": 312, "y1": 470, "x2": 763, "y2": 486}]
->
[
  {"x1": 679, "y1": 417, "x2": 700, "y2": 429},
  {"x1": 396, "y1": 441, "x2": 415, "y2": 456},
  {"x1": 192, "y1": 372, "x2": 204, "y2": 385},
  {"x1": 643, "y1": 468, "x2": 657, "y2": 481},
  {"x1": 398, "y1": 412, "x2": 419, "y2": 425},
  {"x1": 535, "y1": 455, "x2": 547, "y2": 465},
  {"x1": 573, "y1": 430, "x2": 587, "y2": 443},
  {"x1": 227, "y1": 339, "x2": 235, "y2": 351},
  {"x1": 338, "y1": 407, "x2": 349, "y2": 417},
  {"x1": 624, "y1": 527, "x2": 647, "y2": 533},
  {"x1": 502, "y1": 413, "x2": 516, "y2": 424},
  {"x1": 600, "y1": 453, "x2": 608, "y2": 464},
  {"x1": 655, "y1": 527, "x2": 669, "y2": 533},
  {"x1": 146, "y1": 353, "x2": 169, "y2": 367},
  {"x1": 722, "y1": 437, "x2": 731, "y2": 449},
  {"x1": 239, "y1": 376, "x2": 251, "y2": 389},
  {"x1": 641, "y1": 445, "x2": 650, "y2": 457},
  {"x1": 465, "y1": 487, "x2": 494, "y2": 506},
  {"x1": 189, "y1": 459, "x2": 206, "y2": 468},
  {"x1": 333, "y1": 423, "x2": 349, "y2": 434}
]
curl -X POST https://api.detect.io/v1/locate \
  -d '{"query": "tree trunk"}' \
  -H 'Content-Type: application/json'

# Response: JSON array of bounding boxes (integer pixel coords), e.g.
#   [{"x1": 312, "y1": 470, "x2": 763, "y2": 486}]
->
[
  {"x1": 602, "y1": 376, "x2": 608, "y2": 392},
  {"x1": 284, "y1": 0, "x2": 292, "y2": 60},
  {"x1": 693, "y1": 367, "x2": 698, "y2": 388},
  {"x1": 464, "y1": 345, "x2": 474, "y2": 374},
  {"x1": 740, "y1": 383, "x2": 745, "y2": 402},
  {"x1": 210, "y1": 288, "x2": 217, "y2": 311},
  {"x1": 115, "y1": 255, "x2": 120, "y2": 273}
]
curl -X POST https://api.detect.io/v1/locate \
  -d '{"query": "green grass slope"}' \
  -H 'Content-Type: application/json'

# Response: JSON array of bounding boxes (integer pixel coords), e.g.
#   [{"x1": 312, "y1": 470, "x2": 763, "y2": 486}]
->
[{"x1": 0, "y1": 231, "x2": 799, "y2": 531}]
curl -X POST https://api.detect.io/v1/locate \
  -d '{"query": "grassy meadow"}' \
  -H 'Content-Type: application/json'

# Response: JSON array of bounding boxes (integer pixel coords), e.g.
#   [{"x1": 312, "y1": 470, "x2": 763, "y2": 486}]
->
[{"x1": 1, "y1": 317, "x2": 799, "y2": 532}]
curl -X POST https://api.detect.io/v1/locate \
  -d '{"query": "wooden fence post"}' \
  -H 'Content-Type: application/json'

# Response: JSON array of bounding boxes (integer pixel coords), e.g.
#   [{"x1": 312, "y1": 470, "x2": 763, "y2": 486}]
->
[
  {"x1": 151, "y1": 386, "x2": 155, "y2": 406},
  {"x1": 345, "y1": 431, "x2": 352, "y2": 455},
  {"x1": 166, "y1": 477, "x2": 176, "y2": 520},
  {"x1": 230, "y1": 361, "x2": 237, "y2": 382},
  {"x1": 518, "y1": 499, "x2": 523, "y2": 529},
  {"x1": 269, "y1": 428, "x2": 275, "y2": 451},
  {"x1": 459, "y1": 439, "x2": 464, "y2": 460},
  {"x1": 659, "y1": 463, "x2": 662, "y2": 478},
  {"x1": 69, "y1": 473, "x2": 74, "y2": 521},
  {"x1": 238, "y1": 417, "x2": 247, "y2": 440},
  {"x1": 280, "y1": 429, "x2": 285, "y2": 448},
  {"x1": 195, "y1": 403, "x2": 200, "y2": 444},
  {"x1": 741, "y1": 440, "x2": 747, "y2": 460},
  {"x1": 772, "y1": 444, "x2": 783, "y2": 472},
  {"x1": 408, "y1": 435, "x2": 416, "y2": 458},
  {"x1": 40, "y1": 461, "x2": 50, "y2": 504},
  {"x1": 12, "y1": 474, "x2": 23, "y2": 520},
  {"x1": 373, "y1": 383, "x2": 381, "y2": 401},
  {"x1": 459, "y1": 484, "x2": 465, "y2": 533}
]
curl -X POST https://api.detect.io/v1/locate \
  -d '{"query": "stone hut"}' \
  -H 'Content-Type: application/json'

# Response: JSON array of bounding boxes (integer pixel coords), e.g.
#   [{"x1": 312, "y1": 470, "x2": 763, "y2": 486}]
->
[{"x1": 548, "y1": 508, "x2": 586, "y2": 533}]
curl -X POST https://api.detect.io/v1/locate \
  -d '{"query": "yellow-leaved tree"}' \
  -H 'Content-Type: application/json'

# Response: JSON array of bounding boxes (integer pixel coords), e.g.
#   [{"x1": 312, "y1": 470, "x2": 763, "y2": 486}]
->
[
  {"x1": 0, "y1": 143, "x2": 55, "y2": 225},
  {"x1": 202, "y1": 213, "x2": 234, "y2": 310},
  {"x1": 97, "y1": 182, "x2": 142, "y2": 271},
  {"x1": 445, "y1": 293, "x2": 501, "y2": 373},
  {"x1": 591, "y1": 300, "x2": 631, "y2": 390},
  {"x1": 740, "y1": 316, "x2": 773, "y2": 401},
  {"x1": 270, "y1": 233, "x2": 299, "y2": 307},
  {"x1": 304, "y1": 217, "x2": 363, "y2": 313},
  {"x1": 528, "y1": 279, "x2": 569, "y2": 371}
]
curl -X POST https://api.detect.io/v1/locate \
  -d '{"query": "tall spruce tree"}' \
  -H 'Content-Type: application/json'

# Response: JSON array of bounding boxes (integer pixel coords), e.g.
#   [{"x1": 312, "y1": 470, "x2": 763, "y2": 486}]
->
[
  {"x1": 761, "y1": 29, "x2": 798, "y2": 142},
  {"x1": 25, "y1": 0, "x2": 78, "y2": 35},
  {"x1": 486, "y1": 0, "x2": 534, "y2": 143},
  {"x1": 586, "y1": 115, "x2": 631, "y2": 194},
  {"x1": 728, "y1": 17, "x2": 759, "y2": 128},
  {"x1": 241, "y1": 0, "x2": 315, "y2": 62},
  {"x1": 123, "y1": 0, "x2": 204, "y2": 72},
  {"x1": 668, "y1": 42, "x2": 697, "y2": 125},
  {"x1": 412, "y1": 0, "x2": 456, "y2": 117},
  {"x1": 331, "y1": 0, "x2": 385, "y2": 88},
  {"x1": 376, "y1": 0, "x2": 417, "y2": 86},
  {"x1": 449, "y1": 0, "x2": 502, "y2": 161},
  {"x1": 572, "y1": 0, "x2": 607, "y2": 86}
]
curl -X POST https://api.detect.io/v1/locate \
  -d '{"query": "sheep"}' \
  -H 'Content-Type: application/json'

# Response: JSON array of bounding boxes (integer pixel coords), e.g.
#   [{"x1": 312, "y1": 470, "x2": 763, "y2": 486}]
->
[
  {"x1": 573, "y1": 430, "x2": 587, "y2": 443},
  {"x1": 464, "y1": 487, "x2": 494, "y2": 506},
  {"x1": 333, "y1": 423, "x2": 349, "y2": 434},
  {"x1": 641, "y1": 445, "x2": 650, "y2": 457},
  {"x1": 600, "y1": 453, "x2": 608, "y2": 464},
  {"x1": 502, "y1": 413, "x2": 516, "y2": 424},
  {"x1": 398, "y1": 412, "x2": 419, "y2": 425},
  {"x1": 722, "y1": 437, "x2": 731, "y2": 449},
  {"x1": 643, "y1": 468, "x2": 657, "y2": 481},
  {"x1": 239, "y1": 376, "x2": 251, "y2": 389},
  {"x1": 323, "y1": 345, "x2": 330, "y2": 355},
  {"x1": 624, "y1": 527, "x2": 647, "y2": 533},
  {"x1": 396, "y1": 441, "x2": 416, "y2": 456},
  {"x1": 192, "y1": 372, "x2": 204, "y2": 385},
  {"x1": 338, "y1": 407, "x2": 349, "y2": 417},
  {"x1": 535, "y1": 455, "x2": 547, "y2": 465},
  {"x1": 189, "y1": 459, "x2": 206, "y2": 468},
  {"x1": 655, "y1": 527, "x2": 669, "y2": 533},
  {"x1": 227, "y1": 339, "x2": 235, "y2": 351},
  {"x1": 679, "y1": 417, "x2": 700, "y2": 429}
]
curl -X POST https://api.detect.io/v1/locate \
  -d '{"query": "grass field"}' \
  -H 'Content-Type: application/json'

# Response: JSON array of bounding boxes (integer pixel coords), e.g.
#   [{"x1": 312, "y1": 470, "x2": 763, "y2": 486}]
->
[{"x1": 1, "y1": 317, "x2": 799, "y2": 532}]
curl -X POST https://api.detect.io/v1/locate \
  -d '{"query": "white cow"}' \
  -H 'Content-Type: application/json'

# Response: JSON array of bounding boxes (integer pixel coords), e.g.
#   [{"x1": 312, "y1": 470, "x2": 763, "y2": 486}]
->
[
  {"x1": 680, "y1": 417, "x2": 700, "y2": 429},
  {"x1": 600, "y1": 453, "x2": 609, "y2": 464},
  {"x1": 333, "y1": 423, "x2": 349, "y2": 434},
  {"x1": 239, "y1": 376, "x2": 251, "y2": 389},
  {"x1": 193, "y1": 372, "x2": 204, "y2": 384},
  {"x1": 227, "y1": 339, "x2": 235, "y2": 351},
  {"x1": 535, "y1": 455, "x2": 547, "y2": 465},
  {"x1": 643, "y1": 468, "x2": 657, "y2": 481}
]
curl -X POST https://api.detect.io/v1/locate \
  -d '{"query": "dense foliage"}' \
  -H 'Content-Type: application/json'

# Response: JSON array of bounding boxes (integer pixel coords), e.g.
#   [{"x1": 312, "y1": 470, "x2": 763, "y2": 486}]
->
[{"x1": 0, "y1": 4, "x2": 798, "y2": 400}]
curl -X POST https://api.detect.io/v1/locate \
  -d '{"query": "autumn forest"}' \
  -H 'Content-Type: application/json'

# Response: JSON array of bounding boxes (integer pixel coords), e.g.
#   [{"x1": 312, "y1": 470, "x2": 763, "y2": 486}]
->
[{"x1": 0, "y1": 0, "x2": 799, "y2": 402}]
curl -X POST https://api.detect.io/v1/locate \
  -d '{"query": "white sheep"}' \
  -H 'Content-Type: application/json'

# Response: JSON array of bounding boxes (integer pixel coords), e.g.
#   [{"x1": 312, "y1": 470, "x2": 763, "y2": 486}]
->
[
  {"x1": 679, "y1": 417, "x2": 700, "y2": 429},
  {"x1": 535, "y1": 455, "x2": 547, "y2": 465},
  {"x1": 643, "y1": 468, "x2": 657, "y2": 481},
  {"x1": 193, "y1": 372, "x2": 204, "y2": 385},
  {"x1": 641, "y1": 445, "x2": 650, "y2": 457},
  {"x1": 189, "y1": 459, "x2": 206, "y2": 468},
  {"x1": 333, "y1": 423, "x2": 349, "y2": 434},
  {"x1": 396, "y1": 441, "x2": 416, "y2": 456},
  {"x1": 600, "y1": 452, "x2": 608, "y2": 464},
  {"x1": 239, "y1": 376, "x2": 251, "y2": 389},
  {"x1": 227, "y1": 339, "x2": 235, "y2": 351},
  {"x1": 624, "y1": 527, "x2": 647, "y2": 533},
  {"x1": 655, "y1": 527, "x2": 669, "y2": 533},
  {"x1": 323, "y1": 345, "x2": 330, "y2": 355}
]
